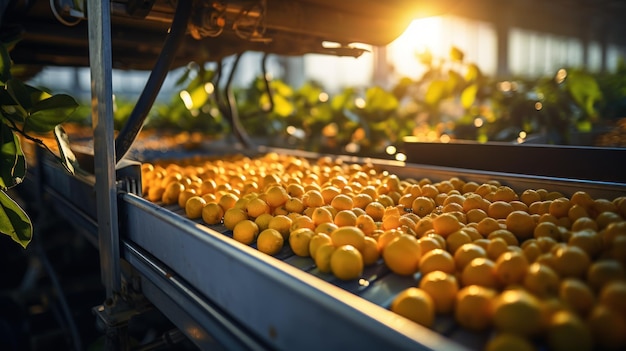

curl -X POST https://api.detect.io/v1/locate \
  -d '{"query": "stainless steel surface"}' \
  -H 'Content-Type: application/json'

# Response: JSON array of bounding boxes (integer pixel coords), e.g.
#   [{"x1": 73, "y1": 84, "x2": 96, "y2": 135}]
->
[{"x1": 87, "y1": 0, "x2": 121, "y2": 297}]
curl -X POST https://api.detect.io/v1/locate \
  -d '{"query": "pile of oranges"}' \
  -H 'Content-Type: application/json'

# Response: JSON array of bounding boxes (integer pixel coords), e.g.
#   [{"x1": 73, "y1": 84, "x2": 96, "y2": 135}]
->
[{"x1": 140, "y1": 152, "x2": 626, "y2": 351}]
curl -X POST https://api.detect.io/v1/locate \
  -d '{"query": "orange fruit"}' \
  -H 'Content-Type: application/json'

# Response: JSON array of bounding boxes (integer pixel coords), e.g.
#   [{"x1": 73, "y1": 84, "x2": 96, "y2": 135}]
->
[
  {"x1": 268, "y1": 214, "x2": 293, "y2": 240},
  {"x1": 314, "y1": 243, "x2": 336, "y2": 273},
  {"x1": 256, "y1": 228, "x2": 284, "y2": 255},
  {"x1": 568, "y1": 204, "x2": 590, "y2": 222},
  {"x1": 462, "y1": 257, "x2": 499, "y2": 289},
  {"x1": 218, "y1": 192, "x2": 239, "y2": 212},
  {"x1": 487, "y1": 229, "x2": 519, "y2": 246},
  {"x1": 454, "y1": 243, "x2": 487, "y2": 271},
  {"x1": 445, "y1": 230, "x2": 472, "y2": 255},
  {"x1": 549, "y1": 198, "x2": 572, "y2": 218},
  {"x1": 330, "y1": 193, "x2": 353, "y2": 212},
  {"x1": 330, "y1": 245, "x2": 363, "y2": 280},
  {"x1": 390, "y1": 287, "x2": 435, "y2": 328},
  {"x1": 361, "y1": 236, "x2": 381, "y2": 266},
  {"x1": 492, "y1": 288, "x2": 542, "y2": 336},
  {"x1": 599, "y1": 281, "x2": 626, "y2": 318},
  {"x1": 311, "y1": 207, "x2": 334, "y2": 226},
  {"x1": 333, "y1": 209, "x2": 358, "y2": 227},
  {"x1": 265, "y1": 185, "x2": 289, "y2": 207},
  {"x1": 552, "y1": 245, "x2": 591, "y2": 278},
  {"x1": 308, "y1": 233, "x2": 332, "y2": 260},
  {"x1": 303, "y1": 189, "x2": 325, "y2": 208},
  {"x1": 355, "y1": 214, "x2": 378, "y2": 236},
  {"x1": 488, "y1": 201, "x2": 515, "y2": 220},
  {"x1": 505, "y1": 210, "x2": 536, "y2": 240},
  {"x1": 477, "y1": 217, "x2": 503, "y2": 237},
  {"x1": 568, "y1": 229, "x2": 602, "y2": 258},
  {"x1": 330, "y1": 226, "x2": 366, "y2": 253},
  {"x1": 558, "y1": 278, "x2": 595, "y2": 317},
  {"x1": 416, "y1": 236, "x2": 442, "y2": 256},
  {"x1": 533, "y1": 221, "x2": 561, "y2": 241},
  {"x1": 484, "y1": 332, "x2": 536, "y2": 351},
  {"x1": 546, "y1": 310, "x2": 593, "y2": 351},
  {"x1": 466, "y1": 208, "x2": 488, "y2": 224},
  {"x1": 571, "y1": 191, "x2": 594, "y2": 210},
  {"x1": 419, "y1": 271, "x2": 459, "y2": 314},
  {"x1": 412, "y1": 196, "x2": 436, "y2": 217},
  {"x1": 382, "y1": 234, "x2": 422, "y2": 276},
  {"x1": 588, "y1": 304, "x2": 626, "y2": 350},
  {"x1": 414, "y1": 217, "x2": 434, "y2": 237},
  {"x1": 232, "y1": 219, "x2": 260, "y2": 245},
  {"x1": 162, "y1": 181, "x2": 185, "y2": 205},
  {"x1": 586, "y1": 259, "x2": 625, "y2": 292},
  {"x1": 419, "y1": 249, "x2": 456, "y2": 275},
  {"x1": 288, "y1": 226, "x2": 315, "y2": 257},
  {"x1": 185, "y1": 195, "x2": 207, "y2": 219},
  {"x1": 365, "y1": 201, "x2": 386, "y2": 222},
  {"x1": 523, "y1": 262, "x2": 561, "y2": 297},
  {"x1": 455, "y1": 285, "x2": 497, "y2": 331},
  {"x1": 521, "y1": 241, "x2": 542, "y2": 263},
  {"x1": 254, "y1": 213, "x2": 274, "y2": 231},
  {"x1": 495, "y1": 251, "x2": 529, "y2": 286},
  {"x1": 245, "y1": 197, "x2": 270, "y2": 218},
  {"x1": 432, "y1": 213, "x2": 463, "y2": 238},
  {"x1": 487, "y1": 237, "x2": 510, "y2": 261},
  {"x1": 202, "y1": 202, "x2": 224, "y2": 225},
  {"x1": 352, "y1": 193, "x2": 374, "y2": 210}
]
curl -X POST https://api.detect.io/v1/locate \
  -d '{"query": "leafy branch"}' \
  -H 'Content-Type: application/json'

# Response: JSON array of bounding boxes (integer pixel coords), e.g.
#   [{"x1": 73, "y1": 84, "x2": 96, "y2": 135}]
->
[{"x1": 1, "y1": 41, "x2": 79, "y2": 248}]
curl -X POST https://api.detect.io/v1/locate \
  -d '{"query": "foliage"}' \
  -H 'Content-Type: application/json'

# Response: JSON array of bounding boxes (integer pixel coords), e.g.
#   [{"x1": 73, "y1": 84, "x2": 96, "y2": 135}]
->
[{"x1": 0, "y1": 41, "x2": 79, "y2": 248}]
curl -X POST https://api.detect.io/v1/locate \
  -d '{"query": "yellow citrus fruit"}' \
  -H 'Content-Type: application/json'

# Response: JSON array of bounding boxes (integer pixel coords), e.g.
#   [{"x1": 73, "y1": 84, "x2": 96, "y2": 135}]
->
[
  {"x1": 311, "y1": 207, "x2": 334, "y2": 226},
  {"x1": 265, "y1": 185, "x2": 289, "y2": 208},
  {"x1": 484, "y1": 332, "x2": 536, "y2": 351},
  {"x1": 533, "y1": 221, "x2": 561, "y2": 241},
  {"x1": 330, "y1": 226, "x2": 366, "y2": 253},
  {"x1": 477, "y1": 217, "x2": 503, "y2": 237},
  {"x1": 488, "y1": 201, "x2": 515, "y2": 220},
  {"x1": 256, "y1": 228, "x2": 284, "y2": 256},
  {"x1": 289, "y1": 227, "x2": 315, "y2": 257},
  {"x1": 455, "y1": 285, "x2": 498, "y2": 331},
  {"x1": 419, "y1": 248, "x2": 456, "y2": 275},
  {"x1": 505, "y1": 210, "x2": 536, "y2": 241},
  {"x1": 377, "y1": 229, "x2": 402, "y2": 252},
  {"x1": 355, "y1": 214, "x2": 378, "y2": 236},
  {"x1": 416, "y1": 236, "x2": 442, "y2": 256},
  {"x1": 302, "y1": 189, "x2": 325, "y2": 208},
  {"x1": 232, "y1": 219, "x2": 260, "y2": 245},
  {"x1": 315, "y1": 243, "x2": 336, "y2": 273},
  {"x1": 364, "y1": 201, "x2": 386, "y2": 222},
  {"x1": 552, "y1": 245, "x2": 591, "y2": 278},
  {"x1": 245, "y1": 197, "x2": 270, "y2": 218},
  {"x1": 588, "y1": 304, "x2": 626, "y2": 350},
  {"x1": 202, "y1": 202, "x2": 224, "y2": 225},
  {"x1": 493, "y1": 186, "x2": 518, "y2": 202},
  {"x1": 268, "y1": 214, "x2": 293, "y2": 240},
  {"x1": 284, "y1": 197, "x2": 305, "y2": 214},
  {"x1": 330, "y1": 244, "x2": 364, "y2": 280},
  {"x1": 549, "y1": 198, "x2": 572, "y2": 218},
  {"x1": 495, "y1": 251, "x2": 530, "y2": 287},
  {"x1": 223, "y1": 207, "x2": 248, "y2": 230},
  {"x1": 414, "y1": 216, "x2": 435, "y2": 237},
  {"x1": 462, "y1": 257, "x2": 499, "y2": 289},
  {"x1": 412, "y1": 196, "x2": 436, "y2": 217},
  {"x1": 185, "y1": 196, "x2": 207, "y2": 219},
  {"x1": 361, "y1": 236, "x2": 380, "y2": 266},
  {"x1": 599, "y1": 281, "x2": 626, "y2": 318},
  {"x1": 382, "y1": 234, "x2": 422, "y2": 276},
  {"x1": 445, "y1": 230, "x2": 472, "y2": 255},
  {"x1": 314, "y1": 222, "x2": 339, "y2": 236},
  {"x1": 254, "y1": 213, "x2": 274, "y2": 231},
  {"x1": 308, "y1": 233, "x2": 332, "y2": 260},
  {"x1": 487, "y1": 229, "x2": 519, "y2": 246},
  {"x1": 352, "y1": 193, "x2": 374, "y2": 210},
  {"x1": 177, "y1": 189, "x2": 197, "y2": 208},
  {"x1": 546, "y1": 310, "x2": 593, "y2": 351},
  {"x1": 333, "y1": 209, "x2": 358, "y2": 227},
  {"x1": 586, "y1": 259, "x2": 625, "y2": 292},
  {"x1": 523, "y1": 262, "x2": 560, "y2": 297},
  {"x1": 492, "y1": 288, "x2": 543, "y2": 336},
  {"x1": 432, "y1": 213, "x2": 463, "y2": 238},
  {"x1": 454, "y1": 243, "x2": 487, "y2": 271},
  {"x1": 419, "y1": 270, "x2": 459, "y2": 314},
  {"x1": 162, "y1": 181, "x2": 185, "y2": 205},
  {"x1": 390, "y1": 287, "x2": 435, "y2": 328},
  {"x1": 558, "y1": 278, "x2": 595, "y2": 317},
  {"x1": 290, "y1": 215, "x2": 315, "y2": 232},
  {"x1": 218, "y1": 192, "x2": 239, "y2": 212},
  {"x1": 330, "y1": 193, "x2": 353, "y2": 212}
]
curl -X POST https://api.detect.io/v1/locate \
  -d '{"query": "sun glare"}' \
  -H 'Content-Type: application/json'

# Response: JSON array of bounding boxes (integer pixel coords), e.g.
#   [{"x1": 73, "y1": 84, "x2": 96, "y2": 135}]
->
[{"x1": 387, "y1": 17, "x2": 445, "y2": 78}]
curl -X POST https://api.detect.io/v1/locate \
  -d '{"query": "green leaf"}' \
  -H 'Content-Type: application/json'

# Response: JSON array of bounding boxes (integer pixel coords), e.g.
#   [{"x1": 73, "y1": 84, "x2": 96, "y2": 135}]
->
[
  {"x1": 450, "y1": 46, "x2": 464, "y2": 62},
  {"x1": 465, "y1": 63, "x2": 481, "y2": 82},
  {"x1": 424, "y1": 80, "x2": 448, "y2": 107},
  {"x1": 364, "y1": 86, "x2": 398, "y2": 112},
  {"x1": 6, "y1": 79, "x2": 33, "y2": 110},
  {"x1": 0, "y1": 123, "x2": 26, "y2": 190},
  {"x1": 24, "y1": 94, "x2": 79, "y2": 133},
  {"x1": 0, "y1": 189, "x2": 32, "y2": 248},
  {"x1": 54, "y1": 125, "x2": 77, "y2": 175},
  {"x1": 461, "y1": 84, "x2": 479, "y2": 109},
  {"x1": 566, "y1": 70, "x2": 602, "y2": 117}
]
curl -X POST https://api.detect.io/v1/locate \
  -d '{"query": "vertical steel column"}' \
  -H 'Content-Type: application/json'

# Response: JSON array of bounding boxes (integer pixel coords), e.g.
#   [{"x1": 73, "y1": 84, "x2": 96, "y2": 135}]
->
[{"x1": 87, "y1": 0, "x2": 121, "y2": 298}]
